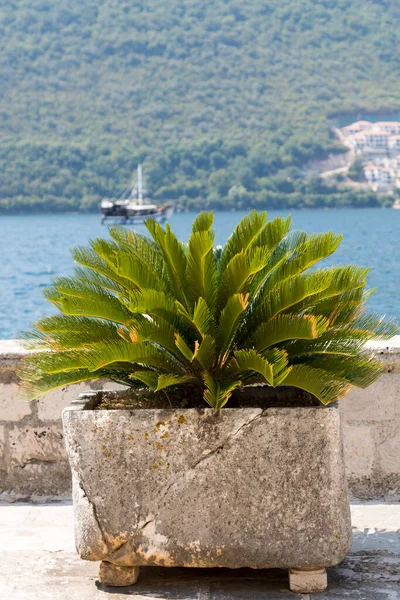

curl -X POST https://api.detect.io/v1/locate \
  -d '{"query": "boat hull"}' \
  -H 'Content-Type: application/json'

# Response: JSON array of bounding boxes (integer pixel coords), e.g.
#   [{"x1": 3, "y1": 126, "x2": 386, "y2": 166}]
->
[{"x1": 101, "y1": 203, "x2": 173, "y2": 225}]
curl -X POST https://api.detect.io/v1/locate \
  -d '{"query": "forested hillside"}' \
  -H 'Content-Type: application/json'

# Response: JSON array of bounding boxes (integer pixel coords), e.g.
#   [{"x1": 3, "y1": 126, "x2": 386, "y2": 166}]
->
[{"x1": 1, "y1": 0, "x2": 400, "y2": 212}]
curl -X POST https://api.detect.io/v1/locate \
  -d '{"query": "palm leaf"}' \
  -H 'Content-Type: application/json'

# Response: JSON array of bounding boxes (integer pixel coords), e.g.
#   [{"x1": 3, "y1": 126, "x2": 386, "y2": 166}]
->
[
  {"x1": 129, "y1": 289, "x2": 176, "y2": 317},
  {"x1": 114, "y1": 252, "x2": 166, "y2": 291},
  {"x1": 283, "y1": 364, "x2": 351, "y2": 405},
  {"x1": 145, "y1": 219, "x2": 188, "y2": 307},
  {"x1": 174, "y1": 333, "x2": 196, "y2": 362},
  {"x1": 285, "y1": 329, "x2": 373, "y2": 358},
  {"x1": 348, "y1": 313, "x2": 399, "y2": 339},
  {"x1": 130, "y1": 370, "x2": 159, "y2": 389},
  {"x1": 203, "y1": 372, "x2": 242, "y2": 409},
  {"x1": 191, "y1": 211, "x2": 214, "y2": 232},
  {"x1": 250, "y1": 269, "x2": 333, "y2": 325},
  {"x1": 186, "y1": 228, "x2": 217, "y2": 310},
  {"x1": 192, "y1": 335, "x2": 216, "y2": 370},
  {"x1": 226, "y1": 349, "x2": 274, "y2": 385},
  {"x1": 74, "y1": 266, "x2": 127, "y2": 295},
  {"x1": 19, "y1": 368, "x2": 104, "y2": 400},
  {"x1": 264, "y1": 232, "x2": 342, "y2": 290},
  {"x1": 44, "y1": 281, "x2": 132, "y2": 324},
  {"x1": 72, "y1": 246, "x2": 129, "y2": 288},
  {"x1": 219, "y1": 247, "x2": 270, "y2": 309},
  {"x1": 130, "y1": 316, "x2": 189, "y2": 363},
  {"x1": 307, "y1": 353, "x2": 384, "y2": 388},
  {"x1": 192, "y1": 297, "x2": 216, "y2": 336},
  {"x1": 82, "y1": 340, "x2": 185, "y2": 374},
  {"x1": 253, "y1": 215, "x2": 292, "y2": 251},
  {"x1": 218, "y1": 293, "x2": 249, "y2": 357},
  {"x1": 219, "y1": 210, "x2": 267, "y2": 272},
  {"x1": 156, "y1": 374, "x2": 200, "y2": 391},
  {"x1": 21, "y1": 315, "x2": 124, "y2": 350},
  {"x1": 252, "y1": 314, "x2": 329, "y2": 351}
]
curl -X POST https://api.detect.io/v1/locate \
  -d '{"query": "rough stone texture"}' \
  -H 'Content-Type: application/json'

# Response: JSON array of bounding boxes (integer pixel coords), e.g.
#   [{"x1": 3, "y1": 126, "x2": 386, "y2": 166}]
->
[
  {"x1": 2, "y1": 338, "x2": 400, "y2": 501},
  {"x1": 0, "y1": 342, "x2": 124, "y2": 501},
  {"x1": 8, "y1": 425, "x2": 65, "y2": 467},
  {"x1": 341, "y1": 425, "x2": 375, "y2": 477},
  {"x1": 0, "y1": 425, "x2": 5, "y2": 473},
  {"x1": 4, "y1": 425, "x2": 69, "y2": 500},
  {"x1": 99, "y1": 562, "x2": 140, "y2": 586},
  {"x1": 63, "y1": 402, "x2": 352, "y2": 570},
  {"x1": 0, "y1": 383, "x2": 31, "y2": 420},
  {"x1": 288, "y1": 568, "x2": 327, "y2": 593},
  {"x1": 338, "y1": 339, "x2": 400, "y2": 500},
  {"x1": 377, "y1": 433, "x2": 400, "y2": 475},
  {"x1": 1, "y1": 503, "x2": 399, "y2": 599}
]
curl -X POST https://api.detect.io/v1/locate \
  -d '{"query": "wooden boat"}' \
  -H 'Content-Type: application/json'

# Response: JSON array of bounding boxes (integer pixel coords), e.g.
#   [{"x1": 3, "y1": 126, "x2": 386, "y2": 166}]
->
[{"x1": 100, "y1": 165, "x2": 173, "y2": 224}]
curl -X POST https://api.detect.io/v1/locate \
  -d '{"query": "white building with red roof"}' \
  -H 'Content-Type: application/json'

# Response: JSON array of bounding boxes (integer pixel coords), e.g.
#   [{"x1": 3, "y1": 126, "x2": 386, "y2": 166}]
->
[
  {"x1": 374, "y1": 122, "x2": 400, "y2": 135},
  {"x1": 364, "y1": 164, "x2": 395, "y2": 189},
  {"x1": 339, "y1": 119, "x2": 400, "y2": 190}
]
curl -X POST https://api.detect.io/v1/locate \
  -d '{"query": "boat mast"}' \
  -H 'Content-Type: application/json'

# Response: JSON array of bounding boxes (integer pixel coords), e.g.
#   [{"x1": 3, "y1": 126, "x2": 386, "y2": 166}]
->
[{"x1": 137, "y1": 164, "x2": 143, "y2": 205}]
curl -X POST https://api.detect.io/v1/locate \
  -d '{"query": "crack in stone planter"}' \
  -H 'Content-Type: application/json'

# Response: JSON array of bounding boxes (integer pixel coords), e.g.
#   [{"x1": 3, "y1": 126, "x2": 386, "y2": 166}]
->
[{"x1": 62, "y1": 393, "x2": 352, "y2": 593}]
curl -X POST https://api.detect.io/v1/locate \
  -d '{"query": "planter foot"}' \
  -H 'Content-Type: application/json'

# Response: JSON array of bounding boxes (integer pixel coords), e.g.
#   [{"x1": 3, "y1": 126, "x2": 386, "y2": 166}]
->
[
  {"x1": 99, "y1": 561, "x2": 140, "y2": 586},
  {"x1": 288, "y1": 568, "x2": 327, "y2": 593}
]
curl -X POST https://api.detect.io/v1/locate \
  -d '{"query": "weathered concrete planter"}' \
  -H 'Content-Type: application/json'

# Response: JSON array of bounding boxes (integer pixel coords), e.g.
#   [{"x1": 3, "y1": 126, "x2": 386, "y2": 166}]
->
[{"x1": 62, "y1": 391, "x2": 352, "y2": 593}]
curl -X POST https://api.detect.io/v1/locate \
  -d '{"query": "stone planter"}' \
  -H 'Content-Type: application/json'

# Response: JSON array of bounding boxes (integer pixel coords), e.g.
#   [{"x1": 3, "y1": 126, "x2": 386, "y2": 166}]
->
[{"x1": 62, "y1": 391, "x2": 352, "y2": 593}]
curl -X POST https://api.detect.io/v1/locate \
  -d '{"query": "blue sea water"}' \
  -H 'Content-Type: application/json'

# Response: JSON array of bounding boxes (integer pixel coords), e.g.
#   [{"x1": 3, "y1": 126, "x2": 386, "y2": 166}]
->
[{"x1": 0, "y1": 208, "x2": 399, "y2": 339}]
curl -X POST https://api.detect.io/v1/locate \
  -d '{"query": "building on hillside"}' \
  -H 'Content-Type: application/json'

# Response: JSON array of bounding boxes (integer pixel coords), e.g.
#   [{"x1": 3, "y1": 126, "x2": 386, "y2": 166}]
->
[
  {"x1": 388, "y1": 135, "x2": 400, "y2": 153},
  {"x1": 364, "y1": 164, "x2": 395, "y2": 190},
  {"x1": 384, "y1": 155, "x2": 400, "y2": 170},
  {"x1": 341, "y1": 121, "x2": 371, "y2": 137},
  {"x1": 339, "y1": 119, "x2": 400, "y2": 192},
  {"x1": 374, "y1": 121, "x2": 400, "y2": 135},
  {"x1": 350, "y1": 129, "x2": 390, "y2": 153}
]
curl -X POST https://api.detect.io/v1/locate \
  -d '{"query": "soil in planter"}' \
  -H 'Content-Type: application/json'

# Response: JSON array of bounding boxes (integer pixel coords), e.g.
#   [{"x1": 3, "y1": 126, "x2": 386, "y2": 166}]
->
[{"x1": 94, "y1": 384, "x2": 321, "y2": 411}]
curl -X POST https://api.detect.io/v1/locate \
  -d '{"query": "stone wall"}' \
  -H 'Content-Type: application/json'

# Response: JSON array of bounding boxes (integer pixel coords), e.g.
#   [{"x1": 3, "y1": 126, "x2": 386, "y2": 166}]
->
[{"x1": 1, "y1": 339, "x2": 399, "y2": 502}]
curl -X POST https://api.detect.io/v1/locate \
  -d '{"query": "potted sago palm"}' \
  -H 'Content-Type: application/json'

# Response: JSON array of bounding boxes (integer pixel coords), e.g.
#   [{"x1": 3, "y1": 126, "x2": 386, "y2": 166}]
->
[{"x1": 19, "y1": 211, "x2": 397, "y2": 593}]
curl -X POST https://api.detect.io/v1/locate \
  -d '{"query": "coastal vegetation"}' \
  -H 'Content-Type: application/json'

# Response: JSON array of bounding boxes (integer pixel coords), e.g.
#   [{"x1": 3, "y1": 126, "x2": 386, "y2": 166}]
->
[
  {"x1": 1, "y1": 0, "x2": 400, "y2": 212},
  {"x1": 20, "y1": 211, "x2": 397, "y2": 405}
]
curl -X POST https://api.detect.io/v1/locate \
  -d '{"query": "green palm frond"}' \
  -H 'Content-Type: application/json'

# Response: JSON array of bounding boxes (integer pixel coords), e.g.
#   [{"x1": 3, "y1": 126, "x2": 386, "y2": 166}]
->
[
  {"x1": 145, "y1": 219, "x2": 188, "y2": 307},
  {"x1": 264, "y1": 232, "x2": 342, "y2": 290},
  {"x1": 285, "y1": 329, "x2": 374, "y2": 358},
  {"x1": 192, "y1": 297, "x2": 216, "y2": 337},
  {"x1": 73, "y1": 266, "x2": 127, "y2": 295},
  {"x1": 82, "y1": 340, "x2": 186, "y2": 374},
  {"x1": 191, "y1": 211, "x2": 214, "y2": 233},
  {"x1": 21, "y1": 315, "x2": 125, "y2": 350},
  {"x1": 218, "y1": 247, "x2": 271, "y2": 309},
  {"x1": 192, "y1": 334, "x2": 216, "y2": 370},
  {"x1": 20, "y1": 368, "x2": 105, "y2": 400},
  {"x1": 72, "y1": 246, "x2": 129, "y2": 289},
  {"x1": 203, "y1": 372, "x2": 242, "y2": 410},
  {"x1": 156, "y1": 374, "x2": 201, "y2": 392},
  {"x1": 129, "y1": 289, "x2": 176, "y2": 317},
  {"x1": 19, "y1": 211, "x2": 397, "y2": 407},
  {"x1": 186, "y1": 227, "x2": 217, "y2": 310},
  {"x1": 114, "y1": 252, "x2": 167, "y2": 291},
  {"x1": 307, "y1": 353, "x2": 384, "y2": 388},
  {"x1": 219, "y1": 210, "x2": 268, "y2": 272},
  {"x1": 348, "y1": 313, "x2": 399, "y2": 339},
  {"x1": 218, "y1": 293, "x2": 249, "y2": 357},
  {"x1": 130, "y1": 316, "x2": 189, "y2": 363},
  {"x1": 253, "y1": 215, "x2": 292, "y2": 251},
  {"x1": 283, "y1": 364, "x2": 351, "y2": 405},
  {"x1": 129, "y1": 370, "x2": 159, "y2": 389},
  {"x1": 226, "y1": 349, "x2": 274, "y2": 385},
  {"x1": 252, "y1": 314, "x2": 329, "y2": 351},
  {"x1": 250, "y1": 269, "x2": 333, "y2": 326},
  {"x1": 44, "y1": 281, "x2": 132, "y2": 324}
]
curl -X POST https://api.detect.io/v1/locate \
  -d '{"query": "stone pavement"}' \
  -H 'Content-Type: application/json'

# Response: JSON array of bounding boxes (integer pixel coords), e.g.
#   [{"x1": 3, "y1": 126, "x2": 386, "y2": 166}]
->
[{"x1": 0, "y1": 503, "x2": 399, "y2": 599}]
